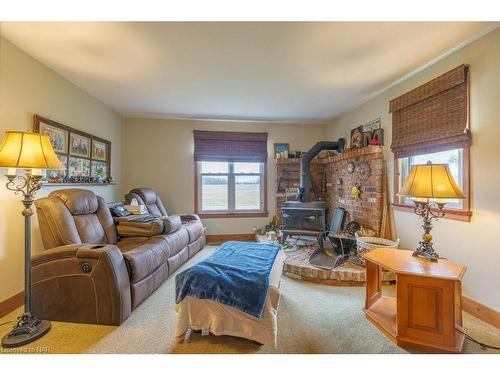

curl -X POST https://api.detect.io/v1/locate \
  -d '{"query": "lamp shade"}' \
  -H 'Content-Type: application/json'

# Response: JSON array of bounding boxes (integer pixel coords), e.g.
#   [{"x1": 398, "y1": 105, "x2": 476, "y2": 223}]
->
[
  {"x1": 0, "y1": 131, "x2": 63, "y2": 169},
  {"x1": 399, "y1": 163, "x2": 465, "y2": 199}
]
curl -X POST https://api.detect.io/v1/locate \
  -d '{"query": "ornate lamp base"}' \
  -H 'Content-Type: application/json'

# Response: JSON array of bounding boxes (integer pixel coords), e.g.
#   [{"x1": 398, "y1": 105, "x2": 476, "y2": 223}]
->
[
  {"x1": 1, "y1": 312, "x2": 51, "y2": 348},
  {"x1": 412, "y1": 248, "x2": 440, "y2": 262},
  {"x1": 412, "y1": 200, "x2": 446, "y2": 262}
]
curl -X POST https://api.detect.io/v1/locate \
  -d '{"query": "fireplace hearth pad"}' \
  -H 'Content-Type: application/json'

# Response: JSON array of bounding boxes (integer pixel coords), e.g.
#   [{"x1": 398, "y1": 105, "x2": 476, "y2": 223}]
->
[{"x1": 282, "y1": 244, "x2": 396, "y2": 285}]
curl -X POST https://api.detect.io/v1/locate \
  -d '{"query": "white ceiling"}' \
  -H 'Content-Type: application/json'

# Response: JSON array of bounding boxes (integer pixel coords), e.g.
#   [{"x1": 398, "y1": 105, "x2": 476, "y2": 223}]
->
[{"x1": 1, "y1": 22, "x2": 496, "y2": 122}]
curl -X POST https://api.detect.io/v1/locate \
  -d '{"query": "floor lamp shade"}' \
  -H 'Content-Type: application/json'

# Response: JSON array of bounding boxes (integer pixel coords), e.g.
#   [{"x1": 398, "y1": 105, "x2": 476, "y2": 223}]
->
[{"x1": 0, "y1": 131, "x2": 63, "y2": 169}]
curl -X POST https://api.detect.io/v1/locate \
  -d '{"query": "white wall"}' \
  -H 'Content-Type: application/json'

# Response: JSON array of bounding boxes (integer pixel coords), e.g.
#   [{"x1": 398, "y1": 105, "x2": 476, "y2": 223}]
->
[
  {"x1": 123, "y1": 118, "x2": 327, "y2": 234},
  {"x1": 326, "y1": 28, "x2": 500, "y2": 311},
  {"x1": 0, "y1": 38, "x2": 124, "y2": 302}
]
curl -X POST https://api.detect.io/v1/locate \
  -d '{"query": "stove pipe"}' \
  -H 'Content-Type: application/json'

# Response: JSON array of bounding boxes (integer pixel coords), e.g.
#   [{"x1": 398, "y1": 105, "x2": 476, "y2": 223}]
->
[{"x1": 300, "y1": 138, "x2": 345, "y2": 202}]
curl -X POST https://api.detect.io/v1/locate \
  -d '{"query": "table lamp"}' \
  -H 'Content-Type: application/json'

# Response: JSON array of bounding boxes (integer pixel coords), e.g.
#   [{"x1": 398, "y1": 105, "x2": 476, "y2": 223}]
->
[
  {"x1": 0, "y1": 131, "x2": 62, "y2": 348},
  {"x1": 398, "y1": 161, "x2": 465, "y2": 262}
]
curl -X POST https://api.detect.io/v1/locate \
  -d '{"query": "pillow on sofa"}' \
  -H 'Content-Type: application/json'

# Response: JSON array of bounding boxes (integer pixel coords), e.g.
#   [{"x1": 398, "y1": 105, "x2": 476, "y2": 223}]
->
[
  {"x1": 163, "y1": 214, "x2": 182, "y2": 234},
  {"x1": 116, "y1": 218, "x2": 164, "y2": 237}
]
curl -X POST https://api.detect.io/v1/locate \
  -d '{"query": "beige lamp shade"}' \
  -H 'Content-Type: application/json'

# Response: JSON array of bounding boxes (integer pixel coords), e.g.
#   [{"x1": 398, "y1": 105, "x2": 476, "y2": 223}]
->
[
  {"x1": 0, "y1": 131, "x2": 63, "y2": 169},
  {"x1": 399, "y1": 163, "x2": 465, "y2": 199}
]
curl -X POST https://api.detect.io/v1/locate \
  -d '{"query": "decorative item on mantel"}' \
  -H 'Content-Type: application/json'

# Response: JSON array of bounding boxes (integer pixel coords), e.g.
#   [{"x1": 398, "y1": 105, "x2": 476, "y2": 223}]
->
[
  {"x1": 33, "y1": 115, "x2": 112, "y2": 185},
  {"x1": 398, "y1": 161, "x2": 465, "y2": 262},
  {"x1": 273, "y1": 143, "x2": 289, "y2": 158}
]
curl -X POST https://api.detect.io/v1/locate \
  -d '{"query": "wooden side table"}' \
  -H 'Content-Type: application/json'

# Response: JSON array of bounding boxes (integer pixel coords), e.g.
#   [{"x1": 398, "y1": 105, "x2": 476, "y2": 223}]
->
[{"x1": 363, "y1": 248, "x2": 466, "y2": 353}]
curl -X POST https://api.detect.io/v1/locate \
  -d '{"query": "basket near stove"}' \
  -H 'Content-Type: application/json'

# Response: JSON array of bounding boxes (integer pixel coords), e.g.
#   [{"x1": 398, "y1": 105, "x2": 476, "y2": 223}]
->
[{"x1": 355, "y1": 233, "x2": 400, "y2": 263}]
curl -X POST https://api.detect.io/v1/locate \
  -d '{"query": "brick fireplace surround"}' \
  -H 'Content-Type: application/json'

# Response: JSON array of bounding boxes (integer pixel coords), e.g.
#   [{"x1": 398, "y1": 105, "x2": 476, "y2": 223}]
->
[
  {"x1": 276, "y1": 145, "x2": 384, "y2": 234},
  {"x1": 275, "y1": 145, "x2": 389, "y2": 285}
]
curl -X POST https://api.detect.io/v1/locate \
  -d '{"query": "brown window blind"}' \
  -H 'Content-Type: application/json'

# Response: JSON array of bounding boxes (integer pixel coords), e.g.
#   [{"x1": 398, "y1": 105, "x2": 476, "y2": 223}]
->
[
  {"x1": 193, "y1": 130, "x2": 268, "y2": 162},
  {"x1": 390, "y1": 65, "x2": 471, "y2": 158}
]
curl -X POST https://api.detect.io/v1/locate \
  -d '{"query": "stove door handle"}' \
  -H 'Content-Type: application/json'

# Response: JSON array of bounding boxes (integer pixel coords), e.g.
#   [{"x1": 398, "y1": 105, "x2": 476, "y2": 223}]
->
[
  {"x1": 306, "y1": 215, "x2": 316, "y2": 221},
  {"x1": 282, "y1": 213, "x2": 290, "y2": 218}
]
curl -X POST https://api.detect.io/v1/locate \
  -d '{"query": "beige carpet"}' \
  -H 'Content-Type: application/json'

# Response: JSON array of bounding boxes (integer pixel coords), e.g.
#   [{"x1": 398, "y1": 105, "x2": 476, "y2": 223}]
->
[{"x1": 1, "y1": 246, "x2": 499, "y2": 354}]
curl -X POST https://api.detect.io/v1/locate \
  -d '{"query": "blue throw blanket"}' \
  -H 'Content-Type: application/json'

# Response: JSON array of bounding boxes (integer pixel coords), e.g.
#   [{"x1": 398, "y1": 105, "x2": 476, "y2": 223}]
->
[{"x1": 175, "y1": 241, "x2": 281, "y2": 318}]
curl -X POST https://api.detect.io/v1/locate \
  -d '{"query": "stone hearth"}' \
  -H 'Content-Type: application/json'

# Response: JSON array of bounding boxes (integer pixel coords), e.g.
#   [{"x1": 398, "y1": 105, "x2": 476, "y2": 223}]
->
[{"x1": 282, "y1": 246, "x2": 396, "y2": 285}]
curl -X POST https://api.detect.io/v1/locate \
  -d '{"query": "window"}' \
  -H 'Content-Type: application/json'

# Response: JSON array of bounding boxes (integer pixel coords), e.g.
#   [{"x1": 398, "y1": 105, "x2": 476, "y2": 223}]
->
[
  {"x1": 394, "y1": 147, "x2": 471, "y2": 220},
  {"x1": 196, "y1": 161, "x2": 267, "y2": 217}
]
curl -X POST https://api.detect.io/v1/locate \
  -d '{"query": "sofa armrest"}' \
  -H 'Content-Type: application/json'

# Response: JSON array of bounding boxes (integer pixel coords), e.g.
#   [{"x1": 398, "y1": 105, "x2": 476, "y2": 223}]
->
[
  {"x1": 180, "y1": 213, "x2": 202, "y2": 223},
  {"x1": 31, "y1": 244, "x2": 131, "y2": 325}
]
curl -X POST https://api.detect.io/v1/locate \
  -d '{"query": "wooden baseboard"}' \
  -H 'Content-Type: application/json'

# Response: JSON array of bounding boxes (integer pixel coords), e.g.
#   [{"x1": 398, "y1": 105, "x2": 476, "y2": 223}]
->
[
  {"x1": 206, "y1": 233, "x2": 256, "y2": 244},
  {"x1": 463, "y1": 296, "x2": 500, "y2": 329},
  {"x1": 0, "y1": 291, "x2": 24, "y2": 319}
]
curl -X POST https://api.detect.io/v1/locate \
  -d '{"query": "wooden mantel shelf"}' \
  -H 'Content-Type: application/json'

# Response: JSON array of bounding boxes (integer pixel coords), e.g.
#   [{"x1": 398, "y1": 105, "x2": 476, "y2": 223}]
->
[
  {"x1": 363, "y1": 248, "x2": 466, "y2": 353},
  {"x1": 275, "y1": 145, "x2": 383, "y2": 165}
]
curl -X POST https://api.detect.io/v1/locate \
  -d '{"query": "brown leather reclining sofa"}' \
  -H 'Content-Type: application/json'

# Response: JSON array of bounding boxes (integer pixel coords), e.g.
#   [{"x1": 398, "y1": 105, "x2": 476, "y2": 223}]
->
[{"x1": 32, "y1": 187, "x2": 205, "y2": 325}]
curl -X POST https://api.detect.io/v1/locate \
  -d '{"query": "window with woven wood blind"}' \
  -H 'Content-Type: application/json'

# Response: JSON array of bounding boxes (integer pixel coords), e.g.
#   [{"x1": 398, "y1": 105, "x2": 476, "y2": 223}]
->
[
  {"x1": 193, "y1": 130, "x2": 268, "y2": 162},
  {"x1": 391, "y1": 65, "x2": 472, "y2": 221},
  {"x1": 193, "y1": 130, "x2": 268, "y2": 218},
  {"x1": 390, "y1": 65, "x2": 471, "y2": 159}
]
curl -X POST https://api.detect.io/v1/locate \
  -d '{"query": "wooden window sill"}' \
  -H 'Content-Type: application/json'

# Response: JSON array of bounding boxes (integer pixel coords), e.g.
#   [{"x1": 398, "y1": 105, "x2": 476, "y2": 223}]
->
[
  {"x1": 391, "y1": 203, "x2": 472, "y2": 222},
  {"x1": 197, "y1": 211, "x2": 269, "y2": 219}
]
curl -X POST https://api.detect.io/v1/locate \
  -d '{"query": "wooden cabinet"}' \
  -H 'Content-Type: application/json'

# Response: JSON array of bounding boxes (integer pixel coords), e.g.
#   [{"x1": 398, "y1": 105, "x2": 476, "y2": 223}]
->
[{"x1": 363, "y1": 248, "x2": 466, "y2": 353}]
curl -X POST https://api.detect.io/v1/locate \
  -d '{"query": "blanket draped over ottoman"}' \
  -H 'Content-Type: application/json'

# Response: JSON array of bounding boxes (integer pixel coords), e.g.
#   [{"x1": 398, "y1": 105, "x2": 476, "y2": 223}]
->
[{"x1": 175, "y1": 241, "x2": 281, "y2": 318}]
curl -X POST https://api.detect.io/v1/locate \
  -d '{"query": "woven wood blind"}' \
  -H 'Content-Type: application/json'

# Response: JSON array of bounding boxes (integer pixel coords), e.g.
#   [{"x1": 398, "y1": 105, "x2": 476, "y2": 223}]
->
[
  {"x1": 193, "y1": 130, "x2": 268, "y2": 162},
  {"x1": 390, "y1": 65, "x2": 471, "y2": 158}
]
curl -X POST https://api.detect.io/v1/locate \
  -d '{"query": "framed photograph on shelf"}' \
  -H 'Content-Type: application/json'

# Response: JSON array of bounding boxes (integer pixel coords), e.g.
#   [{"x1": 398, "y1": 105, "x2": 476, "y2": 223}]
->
[
  {"x1": 350, "y1": 126, "x2": 363, "y2": 149},
  {"x1": 92, "y1": 140, "x2": 108, "y2": 161},
  {"x1": 273, "y1": 143, "x2": 289, "y2": 157},
  {"x1": 363, "y1": 131, "x2": 372, "y2": 147},
  {"x1": 33, "y1": 115, "x2": 111, "y2": 184},
  {"x1": 362, "y1": 118, "x2": 381, "y2": 132},
  {"x1": 69, "y1": 133, "x2": 91, "y2": 158}
]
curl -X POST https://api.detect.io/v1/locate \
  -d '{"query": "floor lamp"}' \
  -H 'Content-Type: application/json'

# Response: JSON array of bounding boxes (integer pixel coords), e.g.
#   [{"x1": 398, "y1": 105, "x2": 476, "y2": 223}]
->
[{"x1": 0, "y1": 131, "x2": 63, "y2": 348}]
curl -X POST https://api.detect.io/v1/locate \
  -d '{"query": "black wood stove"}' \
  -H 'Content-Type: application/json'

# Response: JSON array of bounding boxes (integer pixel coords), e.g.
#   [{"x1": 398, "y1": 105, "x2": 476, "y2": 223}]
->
[{"x1": 281, "y1": 139, "x2": 344, "y2": 244}]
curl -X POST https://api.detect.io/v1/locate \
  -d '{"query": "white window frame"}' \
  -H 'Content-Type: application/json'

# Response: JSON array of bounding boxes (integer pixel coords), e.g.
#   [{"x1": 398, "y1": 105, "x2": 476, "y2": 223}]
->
[
  {"x1": 196, "y1": 161, "x2": 266, "y2": 216},
  {"x1": 399, "y1": 148, "x2": 464, "y2": 209},
  {"x1": 394, "y1": 147, "x2": 471, "y2": 221}
]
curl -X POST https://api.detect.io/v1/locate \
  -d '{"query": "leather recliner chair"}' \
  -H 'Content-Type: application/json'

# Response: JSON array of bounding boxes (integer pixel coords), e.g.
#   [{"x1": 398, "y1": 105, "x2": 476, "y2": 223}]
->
[{"x1": 32, "y1": 188, "x2": 205, "y2": 325}]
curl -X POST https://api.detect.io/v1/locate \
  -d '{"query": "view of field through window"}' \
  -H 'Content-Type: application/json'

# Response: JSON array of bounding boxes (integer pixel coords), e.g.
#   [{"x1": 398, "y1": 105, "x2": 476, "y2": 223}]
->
[{"x1": 200, "y1": 162, "x2": 262, "y2": 211}]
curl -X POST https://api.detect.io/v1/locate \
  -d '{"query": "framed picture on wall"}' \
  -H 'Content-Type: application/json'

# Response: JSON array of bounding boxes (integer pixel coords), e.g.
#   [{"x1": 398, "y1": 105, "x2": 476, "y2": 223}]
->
[
  {"x1": 92, "y1": 139, "x2": 108, "y2": 161},
  {"x1": 33, "y1": 115, "x2": 112, "y2": 184},
  {"x1": 38, "y1": 122, "x2": 68, "y2": 153},
  {"x1": 68, "y1": 157, "x2": 91, "y2": 177},
  {"x1": 69, "y1": 133, "x2": 91, "y2": 158},
  {"x1": 91, "y1": 160, "x2": 108, "y2": 179},
  {"x1": 362, "y1": 118, "x2": 381, "y2": 132}
]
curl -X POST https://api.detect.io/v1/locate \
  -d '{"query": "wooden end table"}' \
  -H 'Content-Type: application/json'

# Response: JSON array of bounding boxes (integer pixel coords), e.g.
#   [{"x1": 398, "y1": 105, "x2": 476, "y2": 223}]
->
[{"x1": 363, "y1": 248, "x2": 466, "y2": 353}]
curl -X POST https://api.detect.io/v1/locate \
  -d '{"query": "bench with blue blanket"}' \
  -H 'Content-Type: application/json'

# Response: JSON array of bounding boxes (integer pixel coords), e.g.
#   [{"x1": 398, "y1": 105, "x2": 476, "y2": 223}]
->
[{"x1": 175, "y1": 241, "x2": 281, "y2": 318}]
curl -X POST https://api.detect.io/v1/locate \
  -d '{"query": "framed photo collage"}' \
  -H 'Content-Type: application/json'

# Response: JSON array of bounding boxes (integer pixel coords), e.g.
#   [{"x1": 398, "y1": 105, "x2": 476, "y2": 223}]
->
[{"x1": 33, "y1": 115, "x2": 112, "y2": 184}]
